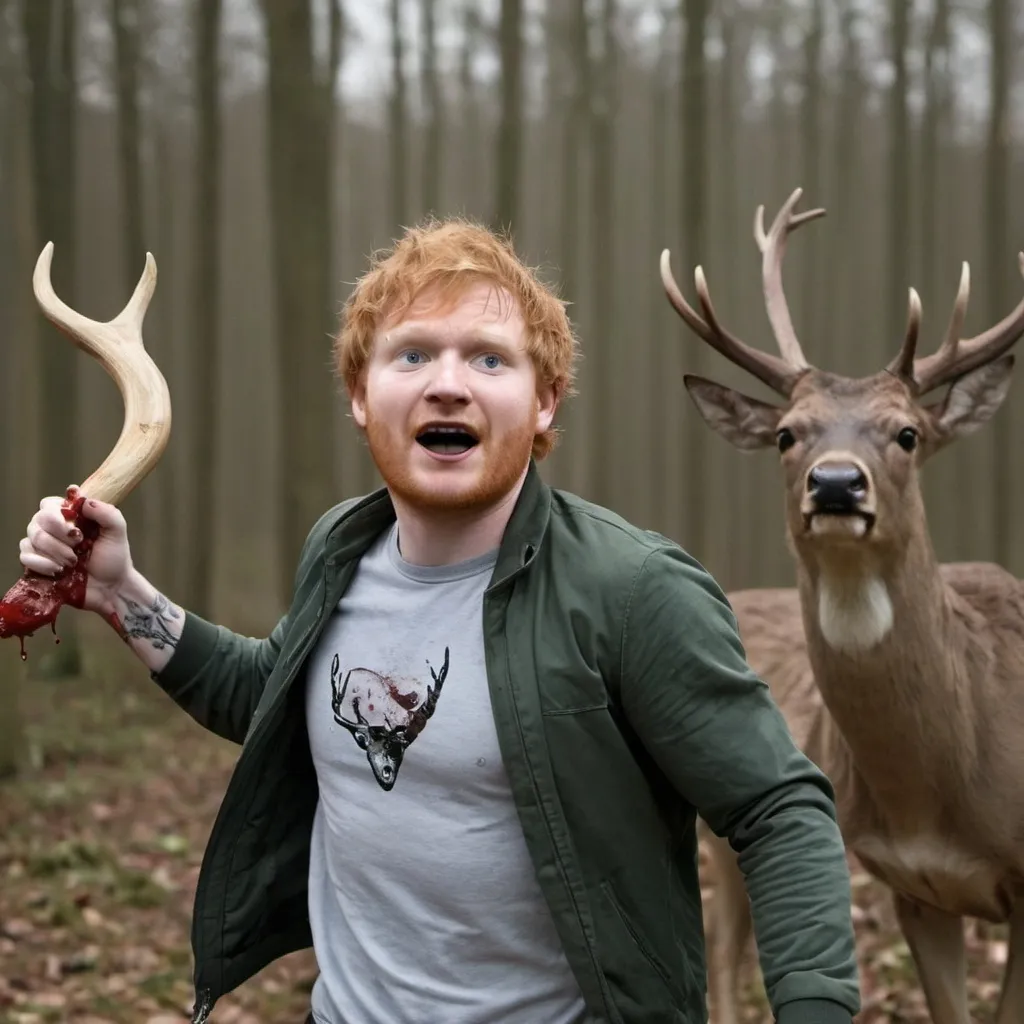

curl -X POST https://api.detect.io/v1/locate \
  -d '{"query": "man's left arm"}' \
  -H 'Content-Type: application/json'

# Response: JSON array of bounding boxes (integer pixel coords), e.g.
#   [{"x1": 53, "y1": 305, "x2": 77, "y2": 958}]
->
[{"x1": 619, "y1": 545, "x2": 860, "y2": 1024}]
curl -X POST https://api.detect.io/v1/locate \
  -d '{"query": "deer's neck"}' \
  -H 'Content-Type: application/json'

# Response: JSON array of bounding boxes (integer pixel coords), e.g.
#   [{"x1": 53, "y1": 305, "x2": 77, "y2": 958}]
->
[{"x1": 795, "y1": 534, "x2": 975, "y2": 809}]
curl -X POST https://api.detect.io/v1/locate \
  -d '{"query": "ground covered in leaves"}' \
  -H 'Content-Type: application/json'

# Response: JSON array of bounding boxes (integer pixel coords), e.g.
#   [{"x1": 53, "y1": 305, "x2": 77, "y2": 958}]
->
[{"x1": 0, "y1": 622, "x2": 1012, "y2": 1023}]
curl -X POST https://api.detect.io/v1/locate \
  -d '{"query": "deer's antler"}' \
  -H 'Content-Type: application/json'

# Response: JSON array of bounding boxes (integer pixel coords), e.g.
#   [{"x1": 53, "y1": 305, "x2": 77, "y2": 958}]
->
[
  {"x1": 33, "y1": 241, "x2": 171, "y2": 504},
  {"x1": 660, "y1": 253, "x2": 803, "y2": 397},
  {"x1": 661, "y1": 187, "x2": 824, "y2": 398},
  {"x1": 888, "y1": 253, "x2": 1024, "y2": 394},
  {"x1": 753, "y1": 187, "x2": 826, "y2": 368},
  {"x1": 0, "y1": 244, "x2": 171, "y2": 655}
]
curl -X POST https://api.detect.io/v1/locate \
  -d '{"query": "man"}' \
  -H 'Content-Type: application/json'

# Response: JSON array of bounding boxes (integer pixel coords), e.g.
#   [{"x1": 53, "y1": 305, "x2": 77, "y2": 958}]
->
[{"x1": 20, "y1": 218, "x2": 861, "y2": 1024}]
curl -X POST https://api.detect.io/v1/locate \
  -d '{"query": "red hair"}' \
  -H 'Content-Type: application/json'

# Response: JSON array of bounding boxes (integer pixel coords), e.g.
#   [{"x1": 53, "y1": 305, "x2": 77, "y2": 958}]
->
[{"x1": 335, "y1": 217, "x2": 579, "y2": 458}]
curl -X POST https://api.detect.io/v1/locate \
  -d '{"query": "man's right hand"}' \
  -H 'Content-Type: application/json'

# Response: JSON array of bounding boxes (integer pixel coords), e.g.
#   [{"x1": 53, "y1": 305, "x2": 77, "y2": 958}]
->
[{"x1": 20, "y1": 484, "x2": 134, "y2": 616}]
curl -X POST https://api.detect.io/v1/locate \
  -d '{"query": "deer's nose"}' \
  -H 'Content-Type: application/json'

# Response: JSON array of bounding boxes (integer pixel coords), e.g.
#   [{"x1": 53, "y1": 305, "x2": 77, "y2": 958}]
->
[{"x1": 807, "y1": 462, "x2": 868, "y2": 513}]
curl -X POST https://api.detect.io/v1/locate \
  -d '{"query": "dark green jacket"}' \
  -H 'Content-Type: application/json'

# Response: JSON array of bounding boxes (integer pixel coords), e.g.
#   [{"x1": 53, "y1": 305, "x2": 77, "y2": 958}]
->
[{"x1": 157, "y1": 462, "x2": 859, "y2": 1024}]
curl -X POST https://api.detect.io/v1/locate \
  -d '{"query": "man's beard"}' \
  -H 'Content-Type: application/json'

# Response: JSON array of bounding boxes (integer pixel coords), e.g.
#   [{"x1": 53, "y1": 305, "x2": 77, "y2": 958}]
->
[{"x1": 364, "y1": 409, "x2": 535, "y2": 513}]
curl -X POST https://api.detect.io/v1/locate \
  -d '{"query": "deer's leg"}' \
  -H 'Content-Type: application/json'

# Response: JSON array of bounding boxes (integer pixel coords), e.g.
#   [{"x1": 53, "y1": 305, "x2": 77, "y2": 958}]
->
[
  {"x1": 893, "y1": 894, "x2": 969, "y2": 1024},
  {"x1": 994, "y1": 905, "x2": 1024, "y2": 1024},
  {"x1": 704, "y1": 831, "x2": 753, "y2": 1024}
]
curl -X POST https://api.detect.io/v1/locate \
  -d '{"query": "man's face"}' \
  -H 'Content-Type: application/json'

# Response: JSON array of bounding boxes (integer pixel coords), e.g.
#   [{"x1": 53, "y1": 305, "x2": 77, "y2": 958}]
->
[{"x1": 350, "y1": 281, "x2": 557, "y2": 513}]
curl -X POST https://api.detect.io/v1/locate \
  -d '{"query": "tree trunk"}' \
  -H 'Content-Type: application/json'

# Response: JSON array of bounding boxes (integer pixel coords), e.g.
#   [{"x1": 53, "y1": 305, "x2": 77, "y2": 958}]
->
[
  {"x1": 260, "y1": 0, "x2": 339, "y2": 607},
  {"x1": 22, "y1": 0, "x2": 81, "y2": 678},
  {"x1": 420, "y1": 0, "x2": 441, "y2": 216},
  {"x1": 558, "y1": 0, "x2": 588, "y2": 311},
  {"x1": 0, "y1": 0, "x2": 28, "y2": 776},
  {"x1": 457, "y1": 3, "x2": 482, "y2": 216},
  {"x1": 588, "y1": 0, "x2": 616, "y2": 504},
  {"x1": 111, "y1": 0, "x2": 154, "y2": 573},
  {"x1": 647, "y1": 3, "x2": 672, "y2": 526},
  {"x1": 887, "y1": 0, "x2": 910, "y2": 340},
  {"x1": 987, "y1": 0, "x2": 1012, "y2": 562},
  {"x1": 494, "y1": 0, "x2": 523, "y2": 232},
  {"x1": 681, "y1": 0, "x2": 709, "y2": 555},
  {"x1": 832, "y1": 0, "x2": 863, "y2": 341},
  {"x1": 800, "y1": 0, "x2": 824, "y2": 338},
  {"x1": 184, "y1": 0, "x2": 222, "y2": 618},
  {"x1": 389, "y1": 0, "x2": 407, "y2": 228},
  {"x1": 918, "y1": 0, "x2": 950, "y2": 298}
]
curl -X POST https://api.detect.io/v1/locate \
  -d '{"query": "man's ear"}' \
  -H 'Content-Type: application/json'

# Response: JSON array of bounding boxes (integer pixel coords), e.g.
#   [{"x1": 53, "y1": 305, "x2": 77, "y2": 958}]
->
[
  {"x1": 925, "y1": 355, "x2": 1014, "y2": 444},
  {"x1": 535, "y1": 380, "x2": 559, "y2": 436},
  {"x1": 350, "y1": 379, "x2": 368, "y2": 430},
  {"x1": 684, "y1": 374, "x2": 783, "y2": 451}
]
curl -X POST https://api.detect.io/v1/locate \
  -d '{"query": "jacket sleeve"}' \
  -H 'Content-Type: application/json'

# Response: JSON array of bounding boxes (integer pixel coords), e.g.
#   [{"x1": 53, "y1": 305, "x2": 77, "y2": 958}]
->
[
  {"x1": 619, "y1": 544, "x2": 861, "y2": 1024},
  {"x1": 147, "y1": 499, "x2": 358, "y2": 744},
  {"x1": 149, "y1": 610, "x2": 289, "y2": 745}
]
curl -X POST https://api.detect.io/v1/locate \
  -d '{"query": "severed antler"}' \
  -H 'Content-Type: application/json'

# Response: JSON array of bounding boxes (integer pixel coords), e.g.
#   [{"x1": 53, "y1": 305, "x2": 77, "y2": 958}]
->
[
  {"x1": 661, "y1": 186, "x2": 824, "y2": 397},
  {"x1": 0, "y1": 243, "x2": 171, "y2": 657},
  {"x1": 887, "y1": 253, "x2": 1024, "y2": 394}
]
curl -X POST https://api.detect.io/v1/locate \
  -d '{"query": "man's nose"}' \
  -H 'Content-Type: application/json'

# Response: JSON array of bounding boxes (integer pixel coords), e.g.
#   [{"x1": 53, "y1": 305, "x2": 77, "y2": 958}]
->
[{"x1": 424, "y1": 358, "x2": 471, "y2": 403}]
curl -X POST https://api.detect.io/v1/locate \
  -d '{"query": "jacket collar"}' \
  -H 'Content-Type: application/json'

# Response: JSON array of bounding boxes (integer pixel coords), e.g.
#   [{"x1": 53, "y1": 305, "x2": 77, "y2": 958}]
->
[{"x1": 323, "y1": 459, "x2": 552, "y2": 588}]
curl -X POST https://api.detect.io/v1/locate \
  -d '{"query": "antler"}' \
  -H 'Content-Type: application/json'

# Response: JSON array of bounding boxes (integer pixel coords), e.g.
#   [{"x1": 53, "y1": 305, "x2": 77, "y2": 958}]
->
[
  {"x1": 661, "y1": 187, "x2": 825, "y2": 397},
  {"x1": 660, "y1": 253, "x2": 803, "y2": 397},
  {"x1": 753, "y1": 187, "x2": 827, "y2": 368},
  {"x1": 887, "y1": 254, "x2": 1024, "y2": 394},
  {"x1": 33, "y1": 241, "x2": 171, "y2": 504},
  {"x1": 0, "y1": 244, "x2": 171, "y2": 655}
]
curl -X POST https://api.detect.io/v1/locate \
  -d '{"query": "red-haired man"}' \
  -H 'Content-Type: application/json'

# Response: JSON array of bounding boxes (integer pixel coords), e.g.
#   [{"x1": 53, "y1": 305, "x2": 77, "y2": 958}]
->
[{"x1": 20, "y1": 218, "x2": 859, "y2": 1024}]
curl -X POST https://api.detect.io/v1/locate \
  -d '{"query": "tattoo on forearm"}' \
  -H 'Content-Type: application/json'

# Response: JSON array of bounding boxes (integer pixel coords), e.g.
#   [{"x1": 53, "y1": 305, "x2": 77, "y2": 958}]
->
[{"x1": 114, "y1": 592, "x2": 182, "y2": 649}]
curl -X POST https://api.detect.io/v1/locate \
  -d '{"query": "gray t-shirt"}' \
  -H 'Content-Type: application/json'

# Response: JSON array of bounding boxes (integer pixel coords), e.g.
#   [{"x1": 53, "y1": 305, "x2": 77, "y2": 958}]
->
[{"x1": 305, "y1": 524, "x2": 587, "y2": 1024}]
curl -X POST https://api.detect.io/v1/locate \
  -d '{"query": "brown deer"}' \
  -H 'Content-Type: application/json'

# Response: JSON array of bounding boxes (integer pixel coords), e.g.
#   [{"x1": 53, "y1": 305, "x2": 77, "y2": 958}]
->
[{"x1": 662, "y1": 188, "x2": 1024, "y2": 1024}]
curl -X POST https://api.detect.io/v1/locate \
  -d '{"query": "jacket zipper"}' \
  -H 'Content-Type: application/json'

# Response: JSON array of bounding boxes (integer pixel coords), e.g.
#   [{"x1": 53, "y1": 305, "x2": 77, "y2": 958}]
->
[{"x1": 190, "y1": 987, "x2": 212, "y2": 1023}]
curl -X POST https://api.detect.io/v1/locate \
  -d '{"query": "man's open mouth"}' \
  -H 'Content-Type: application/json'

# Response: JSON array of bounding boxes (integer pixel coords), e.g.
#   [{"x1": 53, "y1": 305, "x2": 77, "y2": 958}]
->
[{"x1": 415, "y1": 425, "x2": 480, "y2": 456}]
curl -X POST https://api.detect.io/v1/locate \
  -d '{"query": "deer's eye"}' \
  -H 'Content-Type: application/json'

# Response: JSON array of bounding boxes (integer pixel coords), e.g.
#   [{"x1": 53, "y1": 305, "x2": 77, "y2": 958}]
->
[
  {"x1": 896, "y1": 427, "x2": 918, "y2": 452},
  {"x1": 776, "y1": 427, "x2": 796, "y2": 453}
]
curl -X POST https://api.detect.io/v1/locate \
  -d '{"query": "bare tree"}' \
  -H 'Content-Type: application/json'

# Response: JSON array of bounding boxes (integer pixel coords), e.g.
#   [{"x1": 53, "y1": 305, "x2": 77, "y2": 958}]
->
[
  {"x1": 588, "y1": 0, "x2": 617, "y2": 502},
  {"x1": 987, "y1": 0, "x2": 1012, "y2": 561},
  {"x1": 420, "y1": 0, "x2": 442, "y2": 215},
  {"x1": 389, "y1": 0, "x2": 407, "y2": 228},
  {"x1": 887, "y1": 0, "x2": 910, "y2": 339},
  {"x1": 457, "y1": 2, "x2": 482, "y2": 215},
  {"x1": 680, "y1": 0, "x2": 709, "y2": 554},
  {"x1": 494, "y1": 0, "x2": 523, "y2": 232},
  {"x1": 184, "y1": 0, "x2": 223, "y2": 617},
  {"x1": 22, "y1": 0, "x2": 80, "y2": 678},
  {"x1": 918, "y1": 0, "x2": 951, "y2": 295},
  {"x1": 800, "y1": 0, "x2": 824, "y2": 338},
  {"x1": 0, "y1": 0, "x2": 26, "y2": 776},
  {"x1": 259, "y1": 0, "x2": 341, "y2": 605}
]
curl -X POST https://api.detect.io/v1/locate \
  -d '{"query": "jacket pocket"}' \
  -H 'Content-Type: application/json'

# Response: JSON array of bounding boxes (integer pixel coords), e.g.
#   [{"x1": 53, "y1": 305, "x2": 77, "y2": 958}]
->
[{"x1": 599, "y1": 881, "x2": 676, "y2": 991}]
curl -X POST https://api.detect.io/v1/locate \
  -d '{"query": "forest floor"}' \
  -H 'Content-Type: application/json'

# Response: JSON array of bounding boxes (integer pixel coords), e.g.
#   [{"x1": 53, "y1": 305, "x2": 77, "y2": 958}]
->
[{"x1": 0, "y1": 619, "x2": 1010, "y2": 1024}]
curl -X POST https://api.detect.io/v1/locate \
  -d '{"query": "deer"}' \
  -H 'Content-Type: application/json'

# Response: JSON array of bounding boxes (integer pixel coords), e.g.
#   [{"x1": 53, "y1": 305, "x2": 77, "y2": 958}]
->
[
  {"x1": 329, "y1": 647, "x2": 450, "y2": 791},
  {"x1": 661, "y1": 188, "x2": 1024, "y2": 1024}
]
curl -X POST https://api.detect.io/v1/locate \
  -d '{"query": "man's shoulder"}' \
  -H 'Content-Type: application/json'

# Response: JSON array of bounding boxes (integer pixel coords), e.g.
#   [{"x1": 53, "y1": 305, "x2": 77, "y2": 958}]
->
[
  {"x1": 294, "y1": 491, "x2": 386, "y2": 574},
  {"x1": 546, "y1": 487, "x2": 709, "y2": 588},
  {"x1": 548, "y1": 487, "x2": 687, "y2": 558}
]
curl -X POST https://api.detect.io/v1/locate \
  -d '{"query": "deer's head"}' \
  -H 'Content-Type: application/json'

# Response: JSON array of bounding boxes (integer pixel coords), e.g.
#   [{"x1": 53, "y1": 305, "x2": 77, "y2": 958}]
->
[{"x1": 663, "y1": 188, "x2": 1024, "y2": 560}]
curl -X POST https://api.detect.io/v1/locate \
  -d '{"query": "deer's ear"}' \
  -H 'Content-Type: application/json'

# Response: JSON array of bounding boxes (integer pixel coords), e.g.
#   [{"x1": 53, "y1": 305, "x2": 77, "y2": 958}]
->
[
  {"x1": 683, "y1": 374, "x2": 783, "y2": 451},
  {"x1": 929, "y1": 355, "x2": 1015, "y2": 442}
]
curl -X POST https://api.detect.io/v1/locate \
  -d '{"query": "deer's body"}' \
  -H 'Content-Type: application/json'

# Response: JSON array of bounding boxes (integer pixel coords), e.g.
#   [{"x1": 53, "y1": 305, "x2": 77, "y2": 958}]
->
[
  {"x1": 664, "y1": 189, "x2": 1024, "y2": 1023},
  {"x1": 706, "y1": 561, "x2": 1024, "y2": 1020}
]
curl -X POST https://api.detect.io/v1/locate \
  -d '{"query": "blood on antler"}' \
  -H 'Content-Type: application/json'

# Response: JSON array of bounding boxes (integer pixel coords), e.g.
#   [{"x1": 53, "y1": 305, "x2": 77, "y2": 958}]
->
[{"x1": 0, "y1": 243, "x2": 171, "y2": 658}]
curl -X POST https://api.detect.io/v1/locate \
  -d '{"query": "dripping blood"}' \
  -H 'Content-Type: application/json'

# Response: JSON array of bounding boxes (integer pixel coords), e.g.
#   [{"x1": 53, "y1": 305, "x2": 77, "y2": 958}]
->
[{"x1": 0, "y1": 489, "x2": 98, "y2": 660}]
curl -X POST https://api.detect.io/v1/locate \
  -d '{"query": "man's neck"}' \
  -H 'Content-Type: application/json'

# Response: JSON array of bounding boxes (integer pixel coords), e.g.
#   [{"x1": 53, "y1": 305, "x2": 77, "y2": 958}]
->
[{"x1": 391, "y1": 470, "x2": 528, "y2": 567}]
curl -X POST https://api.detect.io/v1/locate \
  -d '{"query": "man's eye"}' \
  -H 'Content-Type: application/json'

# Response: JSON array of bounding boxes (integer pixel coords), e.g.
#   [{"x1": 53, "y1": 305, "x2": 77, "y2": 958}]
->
[
  {"x1": 477, "y1": 354, "x2": 503, "y2": 370},
  {"x1": 399, "y1": 350, "x2": 425, "y2": 365}
]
